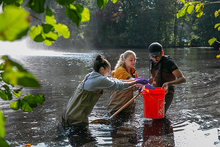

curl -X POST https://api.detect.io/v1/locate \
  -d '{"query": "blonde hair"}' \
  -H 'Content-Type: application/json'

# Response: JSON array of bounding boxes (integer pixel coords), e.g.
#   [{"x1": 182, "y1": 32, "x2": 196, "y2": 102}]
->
[{"x1": 114, "y1": 50, "x2": 136, "y2": 70}]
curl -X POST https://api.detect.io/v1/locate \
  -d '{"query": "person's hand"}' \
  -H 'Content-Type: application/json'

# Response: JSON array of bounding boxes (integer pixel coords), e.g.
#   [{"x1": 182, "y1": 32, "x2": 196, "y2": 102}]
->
[
  {"x1": 162, "y1": 82, "x2": 169, "y2": 94},
  {"x1": 135, "y1": 77, "x2": 149, "y2": 85},
  {"x1": 145, "y1": 83, "x2": 156, "y2": 90},
  {"x1": 137, "y1": 86, "x2": 142, "y2": 92},
  {"x1": 148, "y1": 77, "x2": 153, "y2": 85}
]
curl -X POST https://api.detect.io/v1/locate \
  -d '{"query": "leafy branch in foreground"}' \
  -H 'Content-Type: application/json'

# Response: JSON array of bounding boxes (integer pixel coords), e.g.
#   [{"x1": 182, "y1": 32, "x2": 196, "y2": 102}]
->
[
  {"x1": 0, "y1": 55, "x2": 45, "y2": 147},
  {"x1": 177, "y1": 0, "x2": 220, "y2": 58},
  {"x1": 0, "y1": 0, "x2": 118, "y2": 46}
]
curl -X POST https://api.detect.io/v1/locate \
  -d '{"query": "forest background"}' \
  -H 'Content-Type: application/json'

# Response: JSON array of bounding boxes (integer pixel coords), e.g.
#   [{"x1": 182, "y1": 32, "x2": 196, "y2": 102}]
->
[{"x1": 26, "y1": 0, "x2": 220, "y2": 50}]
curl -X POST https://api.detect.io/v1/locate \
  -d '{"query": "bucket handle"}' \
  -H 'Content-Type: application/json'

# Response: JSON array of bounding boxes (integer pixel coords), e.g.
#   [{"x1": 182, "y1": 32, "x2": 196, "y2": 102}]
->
[{"x1": 148, "y1": 94, "x2": 166, "y2": 105}]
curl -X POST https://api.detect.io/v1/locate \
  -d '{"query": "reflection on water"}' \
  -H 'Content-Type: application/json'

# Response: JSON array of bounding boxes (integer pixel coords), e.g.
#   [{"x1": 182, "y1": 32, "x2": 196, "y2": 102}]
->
[
  {"x1": 1, "y1": 47, "x2": 220, "y2": 146},
  {"x1": 142, "y1": 117, "x2": 174, "y2": 147}
]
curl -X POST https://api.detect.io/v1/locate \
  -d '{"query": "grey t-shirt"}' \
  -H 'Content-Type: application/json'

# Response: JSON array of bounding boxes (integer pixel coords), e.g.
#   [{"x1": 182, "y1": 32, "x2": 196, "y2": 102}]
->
[{"x1": 84, "y1": 71, "x2": 129, "y2": 93}]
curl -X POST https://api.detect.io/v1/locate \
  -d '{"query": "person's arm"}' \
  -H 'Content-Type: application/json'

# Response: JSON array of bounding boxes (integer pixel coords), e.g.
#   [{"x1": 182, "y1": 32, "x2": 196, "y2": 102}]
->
[
  {"x1": 127, "y1": 81, "x2": 137, "y2": 87},
  {"x1": 162, "y1": 69, "x2": 186, "y2": 94}
]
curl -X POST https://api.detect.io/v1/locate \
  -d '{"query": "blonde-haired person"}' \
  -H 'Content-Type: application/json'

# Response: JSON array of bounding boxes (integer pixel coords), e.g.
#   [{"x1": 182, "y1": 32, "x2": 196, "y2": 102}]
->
[
  {"x1": 62, "y1": 54, "x2": 148, "y2": 127},
  {"x1": 61, "y1": 54, "x2": 148, "y2": 146},
  {"x1": 107, "y1": 50, "x2": 139, "y2": 115}
]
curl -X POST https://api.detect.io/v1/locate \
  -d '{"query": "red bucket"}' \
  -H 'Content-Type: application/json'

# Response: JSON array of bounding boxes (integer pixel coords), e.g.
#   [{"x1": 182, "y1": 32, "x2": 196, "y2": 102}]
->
[{"x1": 142, "y1": 87, "x2": 165, "y2": 119}]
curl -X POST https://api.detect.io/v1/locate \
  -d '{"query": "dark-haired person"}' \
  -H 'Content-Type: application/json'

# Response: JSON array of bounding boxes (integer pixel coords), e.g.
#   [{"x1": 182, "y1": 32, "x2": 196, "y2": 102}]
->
[
  {"x1": 62, "y1": 54, "x2": 148, "y2": 129},
  {"x1": 148, "y1": 42, "x2": 186, "y2": 114}
]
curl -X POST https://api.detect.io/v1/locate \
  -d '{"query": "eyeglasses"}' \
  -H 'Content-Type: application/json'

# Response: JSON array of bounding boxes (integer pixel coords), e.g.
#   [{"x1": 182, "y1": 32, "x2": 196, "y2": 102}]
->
[{"x1": 151, "y1": 55, "x2": 160, "y2": 59}]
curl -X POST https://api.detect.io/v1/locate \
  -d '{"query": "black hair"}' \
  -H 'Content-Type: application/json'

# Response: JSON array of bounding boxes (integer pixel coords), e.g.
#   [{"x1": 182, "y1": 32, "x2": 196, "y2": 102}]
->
[{"x1": 93, "y1": 54, "x2": 110, "y2": 72}]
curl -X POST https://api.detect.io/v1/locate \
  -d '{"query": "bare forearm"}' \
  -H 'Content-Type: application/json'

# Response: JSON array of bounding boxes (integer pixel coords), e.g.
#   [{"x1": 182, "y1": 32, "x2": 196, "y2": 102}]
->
[{"x1": 167, "y1": 76, "x2": 186, "y2": 85}]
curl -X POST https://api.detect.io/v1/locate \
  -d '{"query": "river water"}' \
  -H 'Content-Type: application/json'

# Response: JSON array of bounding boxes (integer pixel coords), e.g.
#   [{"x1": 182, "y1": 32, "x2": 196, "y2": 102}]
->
[{"x1": 1, "y1": 47, "x2": 220, "y2": 147}]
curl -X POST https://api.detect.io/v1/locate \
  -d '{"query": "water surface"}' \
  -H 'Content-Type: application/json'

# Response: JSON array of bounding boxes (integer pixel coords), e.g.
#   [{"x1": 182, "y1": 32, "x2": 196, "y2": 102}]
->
[{"x1": 1, "y1": 47, "x2": 220, "y2": 147}]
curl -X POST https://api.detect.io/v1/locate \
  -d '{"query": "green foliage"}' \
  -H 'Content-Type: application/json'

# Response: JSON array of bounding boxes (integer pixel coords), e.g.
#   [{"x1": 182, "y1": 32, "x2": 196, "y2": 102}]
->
[
  {"x1": 214, "y1": 9, "x2": 220, "y2": 17},
  {"x1": 0, "y1": 110, "x2": 9, "y2": 147},
  {"x1": 0, "y1": 56, "x2": 45, "y2": 146},
  {"x1": 45, "y1": 7, "x2": 56, "y2": 25},
  {"x1": 55, "y1": 0, "x2": 75, "y2": 6},
  {"x1": 0, "y1": 138, "x2": 9, "y2": 147},
  {"x1": 10, "y1": 94, "x2": 45, "y2": 112},
  {"x1": 208, "y1": 38, "x2": 217, "y2": 46},
  {"x1": 26, "y1": 0, "x2": 45, "y2": 13},
  {"x1": 111, "y1": 0, "x2": 117, "y2": 3},
  {"x1": 13, "y1": 89, "x2": 21, "y2": 97},
  {"x1": 0, "y1": 85, "x2": 12, "y2": 100},
  {"x1": 195, "y1": 3, "x2": 204, "y2": 18},
  {"x1": 2, "y1": 0, "x2": 23, "y2": 11},
  {"x1": 29, "y1": 7, "x2": 70, "y2": 46},
  {"x1": 1, "y1": 56, "x2": 40, "y2": 87},
  {"x1": 65, "y1": 4, "x2": 84, "y2": 28},
  {"x1": 177, "y1": 1, "x2": 220, "y2": 50},
  {"x1": 0, "y1": 0, "x2": 115, "y2": 46},
  {"x1": 0, "y1": 110, "x2": 5, "y2": 138},
  {"x1": 97, "y1": 0, "x2": 108, "y2": 9},
  {"x1": 0, "y1": 5, "x2": 30, "y2": 41}
]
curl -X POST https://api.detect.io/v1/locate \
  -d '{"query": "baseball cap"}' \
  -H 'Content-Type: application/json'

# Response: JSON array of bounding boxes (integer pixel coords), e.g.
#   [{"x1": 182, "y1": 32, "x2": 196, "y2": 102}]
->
[{"x1": 148, "y1": 42, "x2": 163, "y2": 57}]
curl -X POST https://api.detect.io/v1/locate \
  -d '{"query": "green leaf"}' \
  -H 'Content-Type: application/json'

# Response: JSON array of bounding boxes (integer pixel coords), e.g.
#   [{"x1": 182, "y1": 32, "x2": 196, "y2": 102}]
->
[
  {"x1": 208, "y1": 38, "x2": 217, "y2": 46},
  {"x1": 214, "y1": 10, "x2": 219, "y2": 18},
  {"x1": 23, "y1": 94, "x2": 44, "y2": 108},
  {"x1": 0, "y1": 110, "x2": 8, "y2": 146},
  {"x1": 10, "y1": 99, "x2": 21, "y2": 110},
  {"x1": 74, "y1": 4, "x2": 84, "y2": 13},
  {"x1": 17, "y1": 76, "x2": 40, "y2": 87},
  {"x1": 42, "y1": 24, "x2": 54, "y2": 34},
  {"x1": 0, "y1": 137, "x2": 9, "y2": 147},
  {"x1": 1, "y1": 85, "x2": 12, "y2": 100},
  {"x1": 29, "y1": 25, "x2": 45, "y2": 42},
  {"x1": 0, "y1": 110, "x2": 5, "y2": 138},
  {"x1": 111, "y1": 0, "x2": 117, "y2": 3},
  {"x1": 81, "y1": 8, "x2": 90, "y2": 22},
  {"x1": 45, "y1": 7, "x2": 56, "y2": 25},
  {"x1": 0, "y1": 5, "x2": 30, "y2": 41},
  {"x1": 187, "y1": 5, "x2": 194, "y2": 14},
  {"x1": 44, "y1": 40, "x2": 53, "y2": 46},
  {"x1": 23, "y1": 94, "x2": 37, "y2": 108},
  {"x1": 97, "y1": 0, "x2": 108, "y2": 9},
  {"x1": 43, "y1": 31, "x2": 58, "y2": 46},
  {"x1": 2, "y1": 0, "x2": 22, "y2": 10},
  {"x1": 195, "y1": 4, "x2": 204, "y2": 18},
  {"x1": 26, "y1": 0, "x2": 45, "y2": 13},
  {"x1": 195, "y1": 11, "x2": 203, "y2": 18},
  {"x1": 65, "y1": 4, "x2": 82, "y2": 27},
  {"x1": 177, "y1": 6, "x2": 187, "y2": 19},
  {"x1": 1, "y1": 56, "x2": 40, "y2": 87},
  {"x1": 216, "y1": 54, "x2": 220, "y2": 59},
  {"x1": 0, "y1": 91, "x2": 8, "y2": 100},
  {"x1": 20, "y1": 100, "x2": 33, "y2": 112},
  {"x1": 214, "y1": 23, "x2": 220, "y2": 29},
  {"x1": 13, "y1": 89, "x2": 21, "y2": 97},
  {"x1": 55, "y1": 0, "x2": 75, "y2": 5},
  {"x1": 0, "y1": 62, "x2": 5, "y2": 70},
  {"x1": 215, "y1": 54, "x2": 220, "y2": 59},
  {"x1": 54, "y1": 24, "x2": 70, "y2": 38}
]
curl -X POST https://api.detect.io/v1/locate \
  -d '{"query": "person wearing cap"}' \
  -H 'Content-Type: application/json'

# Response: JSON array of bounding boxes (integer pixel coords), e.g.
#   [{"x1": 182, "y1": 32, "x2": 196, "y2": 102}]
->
[{"x1": 148, "y1": 42, "x2": 186, "y2": 114}]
